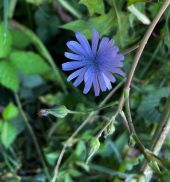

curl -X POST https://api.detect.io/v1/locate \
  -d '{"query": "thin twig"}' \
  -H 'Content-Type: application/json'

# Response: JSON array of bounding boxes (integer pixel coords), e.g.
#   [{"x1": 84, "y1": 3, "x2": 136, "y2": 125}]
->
[
  {"x1": 14, "y1": 93, "x2": 50, "y2": 179},
  {"x1": 51, "y1": 79, "x2": 125, "y2": 182}
]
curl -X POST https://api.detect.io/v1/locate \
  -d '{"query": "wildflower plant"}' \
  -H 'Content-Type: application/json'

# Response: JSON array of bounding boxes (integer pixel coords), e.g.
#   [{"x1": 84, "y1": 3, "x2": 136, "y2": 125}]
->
[{"x1": 62, "y1": 29, "x2": 125, "y2": 96}]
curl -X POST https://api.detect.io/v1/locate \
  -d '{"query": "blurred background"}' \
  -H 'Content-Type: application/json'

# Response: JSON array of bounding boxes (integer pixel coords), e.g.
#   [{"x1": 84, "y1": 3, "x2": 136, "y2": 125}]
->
[{"x1": 0, "y1": 0, "x2": 170, "y2": 181}]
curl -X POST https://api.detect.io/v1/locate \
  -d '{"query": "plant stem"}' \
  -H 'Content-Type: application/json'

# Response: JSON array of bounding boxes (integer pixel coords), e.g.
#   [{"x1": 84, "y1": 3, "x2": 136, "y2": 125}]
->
[
  {"x1": 14, "y1": 93, "x2": 50, "y2": 179},
  {"x1": 10, "y1": 20, "x2": 67, "y2": 93},
  {"x1": 140, "y1": 95, "x2": 170, "y2": 182},
  {"x1": 124, "y1": 88, "x2": 145, "y2": 153},
  {"x1": 51, "y1": 79, "x2": 125, "y2": 182}
]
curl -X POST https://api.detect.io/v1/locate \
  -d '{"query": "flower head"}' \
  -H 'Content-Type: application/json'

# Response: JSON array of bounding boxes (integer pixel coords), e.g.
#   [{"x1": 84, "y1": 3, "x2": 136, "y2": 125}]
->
[{"x1": 62, "y1": 29, "x2": 125, "y2": 96}]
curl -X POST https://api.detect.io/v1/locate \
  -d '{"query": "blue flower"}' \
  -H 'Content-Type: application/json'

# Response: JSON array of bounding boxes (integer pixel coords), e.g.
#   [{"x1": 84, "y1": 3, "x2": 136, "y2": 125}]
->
[{"x1": 62, "y1": 29, "x2": 125, "y2": 96}]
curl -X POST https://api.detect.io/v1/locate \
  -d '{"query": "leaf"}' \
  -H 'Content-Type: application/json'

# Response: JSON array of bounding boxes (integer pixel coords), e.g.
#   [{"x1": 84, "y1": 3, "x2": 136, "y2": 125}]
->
[
  {"x1": 113, "y1": 1, "x2": 135, "y2": 48},
  {"x1": 45, "y1": 152, "x2": 59, "y2": 166},
  {"x1": 61, "y1": 11, "x2": 115, "y2": 39},
  {"x1": 35, "y1": 5, "x2": 61, "y2": 42},
  {"x1": 0, "y1": 24, "x2": 12, "y2": 58},
  {"x1": 10, "y1": 51, "x2": 50, "y2": 76},
  {"x1": 1, "y1": 121, "x2": 17, "y2": 149},
  {"x1": 0, "y1": 61, "x2": 19, "y2": 92},
  {"x1": 138, "y1": 87, "x2": 170, "y2": 124},
  {"x1": 80, "y1": 0, "x2": 105, "y2": 15},
  {"x1": 2, "y1": 103, "x2": 18, "y2": 120},
  {"x1": 128, "y1": 0, "x2": 147, "y2": 5},
  {"x1": 26, "y1": 0, "x2": 50, "y2": 5},
  {"x1": 11, "y1": 29, "x2": 31, "y2": 49},
  {"x1": 128, "y1": 4, "x2": 150, "y2": 25},
  {"x1": 64, "y1": 174, "x2": 74, "y2": 182}
]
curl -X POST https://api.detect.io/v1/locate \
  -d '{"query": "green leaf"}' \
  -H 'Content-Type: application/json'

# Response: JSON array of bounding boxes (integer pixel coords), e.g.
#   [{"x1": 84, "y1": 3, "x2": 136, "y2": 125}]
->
[
  {"x1": 1, "y1": 121, "x2": 17, "y2": 149},
  {"x1": 128, "y1": 0, "x2": 147, "y2": 5},
  {"x1": 45, "y1": 152, "x2": 59, "y2": 166},
  {"x1": 62, "y1": 11, "x2": 115, "y2": 39},
  {"x1": 2, "y1": 103, "x2": 18, "y2": 120},
  {"x1": 10, "y1": 51, "x2": 50, "y2": 76},
  {"x1": 26, "y1": 0, "x2": 50, "y2": 5},
  {"x1": 138, "y1": 87, "x2": 170, "y2": 124},
  {"x1": 35, "y1": 5, "x2": 61, "y2": 42},
  {"x1": 80, "y1": 0, "x2": 104, "y2": 15},
  {"x1": 11, "y1": 29, "x2": 31, "y2": 49},
  {"x1": 0, "y1": 23, "x2": 12, "y2": 58},
  {"x1": 0, "y1": 61, "x2": 19, "y2": 92},
  {"x1": 64, "y1": 174, "x2": 74, "y2": 182}
]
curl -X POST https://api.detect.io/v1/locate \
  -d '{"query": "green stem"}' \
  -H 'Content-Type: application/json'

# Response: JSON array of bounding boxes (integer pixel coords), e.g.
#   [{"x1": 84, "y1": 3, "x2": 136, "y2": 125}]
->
[
  {"x1": 14, "y1": 93, "x2": 50, "y2": 179},
  {"x1": 10, "y1": 20, "x2": 67, "y2": 93},
  {"x1": 124, "y1": 88, "x2": 145, "y2": 153}
]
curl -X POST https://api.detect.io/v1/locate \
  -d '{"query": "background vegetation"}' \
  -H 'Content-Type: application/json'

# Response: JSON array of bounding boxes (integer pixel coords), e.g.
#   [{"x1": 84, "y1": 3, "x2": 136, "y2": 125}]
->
[{"x1": 0, "y1": 0, "x2": 170, "y2": 181}]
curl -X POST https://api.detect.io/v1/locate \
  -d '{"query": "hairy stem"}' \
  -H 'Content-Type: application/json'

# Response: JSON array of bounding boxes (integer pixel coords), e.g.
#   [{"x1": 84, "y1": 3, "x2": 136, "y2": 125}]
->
[{"x1": 14, "y1": 93, "x2": 50, "y2": 179}]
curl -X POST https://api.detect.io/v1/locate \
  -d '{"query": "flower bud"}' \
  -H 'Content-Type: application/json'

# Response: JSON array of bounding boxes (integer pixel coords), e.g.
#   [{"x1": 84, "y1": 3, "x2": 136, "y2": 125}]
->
[
  {"x1": 104, "y1": 121, "x2": 115, "y2": 138},
  {"x1": 86, "y1": 137, "x2": 100, "y2": 163},
  {"x1": 38, "y1": 105, "x2": 70, "y2": 118}
]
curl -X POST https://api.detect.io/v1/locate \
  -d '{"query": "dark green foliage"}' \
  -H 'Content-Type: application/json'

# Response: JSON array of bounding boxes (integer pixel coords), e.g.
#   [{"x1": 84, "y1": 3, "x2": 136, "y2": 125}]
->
[{"x1": 0, "y1": 0, "x2": 170, "y2": 182}]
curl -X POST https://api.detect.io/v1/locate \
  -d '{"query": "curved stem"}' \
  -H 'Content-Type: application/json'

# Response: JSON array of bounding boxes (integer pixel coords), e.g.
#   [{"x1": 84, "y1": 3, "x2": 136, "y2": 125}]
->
[{"x1": 14, "y1": 93, "x2": 50, "y2": 179}]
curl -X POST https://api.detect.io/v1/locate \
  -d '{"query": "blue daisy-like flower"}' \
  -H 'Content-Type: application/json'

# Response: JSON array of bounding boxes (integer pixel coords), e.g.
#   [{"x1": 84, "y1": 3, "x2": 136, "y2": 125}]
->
[{"x1": 62, "y1": 29, "x2": 125, "y2": 96}]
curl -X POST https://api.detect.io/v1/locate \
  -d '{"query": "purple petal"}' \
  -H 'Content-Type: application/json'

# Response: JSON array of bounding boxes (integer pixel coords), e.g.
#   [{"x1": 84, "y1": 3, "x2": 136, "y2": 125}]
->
[
  {"x1": 109, "y1": 68, "x2": 126, "y2": 77},
  {"x1": 67, "y1": 67, "x2": 87, "y2": 82},
  {"x1": 92, "y1": 29, "x2": 99, "y2": 54},
  {"x1": 67, "y1": 41, "x2": 86, "y2": 56},
  {"x1": 84, "y1": 67, "x2": 94, "y2": 82},
  {"x1": 102, "y1": 71, "x2": 116, "y2": 83},
  {"x1": 98, "y1": 37, "x2": 109, "y2": 54},
  {"x1": 62, "y1": 61, "x2": 85, "y2": 71},
  {"x1": 108, "y1": 39, "x2": 114, "y2": 47},
  {"x1": 75, "y1": 32, "x2": 92, "y2": 57},
  {"x1": 102, "y1": 73, "x2": 112, "y2": 90},
  {"x1": 113, "y1": 46, "x2": 119, "y2": 53},
  {"x1": 115, "y1": 54, "x2": 124, "y2": 61},
  {"x1": 65, "y1": 52, "x2": 82, "y2": 60},
  {"x1": 73, "y1": 74, "x2": 84, "y2": 87},
  {"x1": 93, "y1": 75, "x2": 100, "y2": 96},
  {"x1": 98, "y1": 73, "x2": 107, "y2": 92},
  {"x1": 83, "y1": 76, "x2": 93, "y2": 94}
]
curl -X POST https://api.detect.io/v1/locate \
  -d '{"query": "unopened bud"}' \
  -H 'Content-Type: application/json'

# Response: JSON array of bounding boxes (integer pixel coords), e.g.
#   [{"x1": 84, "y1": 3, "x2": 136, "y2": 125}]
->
[
  {"x1": 38, "y1": 105, "x2": 70, "y2": 118},
  {"x1": 86, "y1": 137, "x2": 100, "y2": 163},
  {"x1": 104, "y1": 121, "x2": 115, "y2": 138}
]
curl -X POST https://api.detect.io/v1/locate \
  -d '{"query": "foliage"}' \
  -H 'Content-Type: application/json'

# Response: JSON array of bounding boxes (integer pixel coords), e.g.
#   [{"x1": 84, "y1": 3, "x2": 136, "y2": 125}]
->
[{"x1": 0, "y1": 0, "x2": 170, "y2": 182}]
